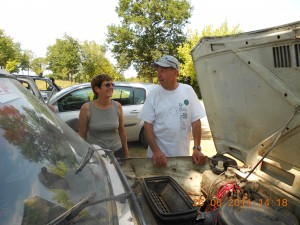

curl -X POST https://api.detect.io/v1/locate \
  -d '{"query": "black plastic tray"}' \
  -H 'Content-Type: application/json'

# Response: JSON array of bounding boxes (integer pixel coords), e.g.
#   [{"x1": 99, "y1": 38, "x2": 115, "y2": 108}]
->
[{"x1": 141, "y1": 176, "x2": 198, "y2": 225}]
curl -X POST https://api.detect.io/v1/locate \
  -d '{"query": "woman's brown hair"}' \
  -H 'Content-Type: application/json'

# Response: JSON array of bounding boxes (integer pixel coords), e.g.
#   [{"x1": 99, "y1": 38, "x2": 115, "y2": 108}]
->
[{"x1": 91, "y1": 74, "x2": 112, "y2": 97}]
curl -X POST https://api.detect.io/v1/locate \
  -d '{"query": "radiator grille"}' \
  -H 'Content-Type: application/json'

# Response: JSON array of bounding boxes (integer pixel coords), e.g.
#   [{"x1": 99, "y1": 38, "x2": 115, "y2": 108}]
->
[{"x1": 273, "y1": 45, "x2": 291, "y2": 68}]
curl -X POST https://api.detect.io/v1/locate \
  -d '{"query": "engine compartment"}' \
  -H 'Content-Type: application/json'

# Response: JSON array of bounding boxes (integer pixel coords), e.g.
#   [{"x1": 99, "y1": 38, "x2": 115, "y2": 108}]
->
[
  {"x1": 119, "y1": 155, "x2": 300, "y2": 225},
  {"x1": 198, "y1": 169, "x2": 298, "y2": 225}
]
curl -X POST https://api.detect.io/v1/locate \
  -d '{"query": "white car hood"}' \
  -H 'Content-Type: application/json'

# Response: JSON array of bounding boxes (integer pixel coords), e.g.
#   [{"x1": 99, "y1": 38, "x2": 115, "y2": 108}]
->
[
  {"x1": 192, "y1": 21, "x2": 300, "y2": 167},
  {"x1": 191, "y1": 21, "x2": 300, "y2": 200}
]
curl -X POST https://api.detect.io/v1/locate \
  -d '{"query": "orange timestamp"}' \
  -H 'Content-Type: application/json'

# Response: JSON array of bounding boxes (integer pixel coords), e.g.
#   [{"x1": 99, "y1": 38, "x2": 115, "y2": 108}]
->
[
  {"x1": 209, "y1": 198, "x2": 251, "y2": 207},
  {"x1": 207, "y1": 198, "x2": 288, "y2": 207},
  {"x1": 258, "y1": 198, "x2": 288, "y2": 207}
]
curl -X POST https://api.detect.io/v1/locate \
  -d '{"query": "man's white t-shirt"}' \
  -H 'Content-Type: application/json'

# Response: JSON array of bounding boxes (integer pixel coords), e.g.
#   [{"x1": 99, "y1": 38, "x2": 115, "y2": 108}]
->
[{"x1": 138, "y1": 83, "x2": 206, "y2": 157}]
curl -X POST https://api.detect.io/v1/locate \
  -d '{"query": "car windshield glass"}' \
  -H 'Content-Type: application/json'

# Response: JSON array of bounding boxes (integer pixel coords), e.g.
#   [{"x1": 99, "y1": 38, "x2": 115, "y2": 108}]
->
[
  {"x1": 57, "y1": 87, "x2": 93, "y2": 112},
  {"x1": 48, "y1": 83, "x2": 89, "y2": 104},
  {"x1": 0, "y1": 78, "x2": 117, "y2": 225}
]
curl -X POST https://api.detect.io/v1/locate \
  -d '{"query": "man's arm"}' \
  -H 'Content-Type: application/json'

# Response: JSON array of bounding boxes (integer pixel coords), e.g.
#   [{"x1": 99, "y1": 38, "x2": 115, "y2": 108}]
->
[
  {"x1": 144, "y1": 122, "x2": 167, "y2": 166},
  {"x1": 191, "y1": 119, "x2": 206, "y2": 165}
]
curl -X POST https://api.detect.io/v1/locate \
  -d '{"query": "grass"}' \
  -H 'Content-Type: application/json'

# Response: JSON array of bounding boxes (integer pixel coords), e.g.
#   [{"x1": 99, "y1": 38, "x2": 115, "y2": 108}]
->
[
  {"x1": 33, "y1": 79, "x2": 78, "y2": 91},
  {"x1": 55, "y1": 80, "x2": 78, "y2": 89}
]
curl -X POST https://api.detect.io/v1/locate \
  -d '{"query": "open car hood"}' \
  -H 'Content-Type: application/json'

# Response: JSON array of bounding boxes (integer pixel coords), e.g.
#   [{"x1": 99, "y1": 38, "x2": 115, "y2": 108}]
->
[
  {"x1": 192, "y1": 21, "x2": 300, "y2": 167},
  {"x1": 191, "y1": 21, "x2": 300, "y2": 195}
]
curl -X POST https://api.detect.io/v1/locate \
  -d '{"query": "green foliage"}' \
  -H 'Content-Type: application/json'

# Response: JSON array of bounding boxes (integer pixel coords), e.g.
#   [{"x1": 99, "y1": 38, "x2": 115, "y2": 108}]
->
[
  {"x1": 46, "y1": 34, "x2": 81, "y2": 81},
  {"x1": 77, "y1": 41, "x2": 121, "y2": 83},
  {"x1": 45, "y1": 35, "x2": 120, "y2": 82},
  {"x1": 5, "y1": 60, "x2": 19, "y2": 73},
  {"x1": 41, "y1": 79, "x2": 76, "y2": 89},
  {"x1": 49, "y1": 161, "x2": 68, "y2": 177},
  {"x1": 178, "y1": 21, "x2": 242, "y2": 98},
  {"x1": 31, "y1": 57, "x2": 47, "y2": 76},
  {"x1": 107, "y1": 0, "x2": 192, "y2": 82},
  {"x1": 125, "y1": 76, "x2": 149, "y2": 82},
  {"x1": 0, "y1": 29, "x2": 31, "y2": 73},
  {"x1": 19, "y1": 50, "x2": 34, "y2": 73}
]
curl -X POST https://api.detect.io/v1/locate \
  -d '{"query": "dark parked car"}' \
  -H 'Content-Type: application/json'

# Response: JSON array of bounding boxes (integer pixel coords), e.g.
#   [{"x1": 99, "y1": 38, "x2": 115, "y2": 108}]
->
[
  {"x1": 15, "y1": 74, "x2": 60, "y2": 102},
  {"x1": 14, "y1": 75, "x2": 45, "y2": 102}
]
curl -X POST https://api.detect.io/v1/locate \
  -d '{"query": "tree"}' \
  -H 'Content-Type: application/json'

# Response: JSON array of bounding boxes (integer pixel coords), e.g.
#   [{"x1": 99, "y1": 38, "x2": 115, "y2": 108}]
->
[
  {"x1": 0, "y1": 29, "x2": 28, "y2": 73},
  {"x1": 106, "y1": 0, "x2": 192, "y2": 82},
  {"x1": 46, "y1": 34, "x2": 81, "y2": 81},
  {"x1": 31, "y1": 57, "x2": 47, "y2": 76},
  {"x1": 77, "y1": 41, "x2": 121, "y2": 82},
  {"x1": 178, "y1": 21, "x2": 242, "y2": 98},
  {"x1": 19, "y1": 50, "x2": 34, "y2": 74}
]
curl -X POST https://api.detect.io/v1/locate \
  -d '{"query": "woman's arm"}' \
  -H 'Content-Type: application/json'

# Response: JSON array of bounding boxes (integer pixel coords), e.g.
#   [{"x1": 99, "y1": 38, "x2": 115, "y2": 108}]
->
[
  {"x1": 79, "y1": 103, "x2": 90, "y2": 141},
  {"x1": 116, "y1": 102, "x2": 129, "y2": 158}
]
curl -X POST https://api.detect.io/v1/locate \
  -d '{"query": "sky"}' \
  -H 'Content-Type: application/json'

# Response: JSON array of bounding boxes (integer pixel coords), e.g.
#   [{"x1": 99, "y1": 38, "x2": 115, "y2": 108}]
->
[{"x1": 1, "y1": 0, "x2": 299, "y2": 77}]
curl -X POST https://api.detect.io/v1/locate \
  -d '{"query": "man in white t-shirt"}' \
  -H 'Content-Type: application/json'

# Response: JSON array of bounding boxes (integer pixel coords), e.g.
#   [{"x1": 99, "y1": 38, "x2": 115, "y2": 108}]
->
[{"x1": 138, "y1": 55, "x2": 207, "y2": 167}]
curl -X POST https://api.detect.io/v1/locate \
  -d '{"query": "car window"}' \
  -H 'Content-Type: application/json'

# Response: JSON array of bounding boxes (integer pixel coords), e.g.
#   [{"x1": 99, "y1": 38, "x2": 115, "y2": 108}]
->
[
  {"x1": 133, "y1": 87, "x2": 146, "y2": 104},
  {"x1": 33, "y1": 78, "x2": 57, "y2": 101},
  {"x1": 58, "y1": 87, "x2": 94, "y2": 112},
  {"x1": 112, "y1": 86, "x2": 146, "y2": 106},
  {"x1": 19, "y1": 80, "x2": 31, "y2": 90},
  {"x1": 34, "y1": 79, "x2": 52, "y2": 91},
  {"x1": 112, "y1": 86, "x2": 134, "y2": 105}
]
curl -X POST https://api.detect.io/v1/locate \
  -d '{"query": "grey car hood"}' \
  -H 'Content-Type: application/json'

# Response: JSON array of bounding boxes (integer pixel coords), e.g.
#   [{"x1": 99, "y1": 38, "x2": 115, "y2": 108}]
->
[{"x1": 192, "y1": 21, "x2": 300, "y2": 170}]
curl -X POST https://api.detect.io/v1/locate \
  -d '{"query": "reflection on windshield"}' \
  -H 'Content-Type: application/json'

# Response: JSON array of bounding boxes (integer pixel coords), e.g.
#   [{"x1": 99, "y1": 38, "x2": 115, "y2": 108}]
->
[
  {"x1": 0, "y1": 105, "x2": 74, "y2": 164},
  {"x1": 0, "y1": 91, "x2": 114, "y2": 225}
]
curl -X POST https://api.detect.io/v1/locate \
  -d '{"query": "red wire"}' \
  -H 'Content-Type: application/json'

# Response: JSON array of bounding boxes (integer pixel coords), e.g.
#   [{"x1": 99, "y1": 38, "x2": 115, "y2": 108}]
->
[{"x1": 206, "y1": 182, "x2": 243, "y2": 211}]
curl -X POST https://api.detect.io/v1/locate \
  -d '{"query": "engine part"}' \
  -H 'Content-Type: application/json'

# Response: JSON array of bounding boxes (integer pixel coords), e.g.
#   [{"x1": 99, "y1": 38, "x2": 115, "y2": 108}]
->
[
  {"x1": 217, "y1": 201, "x2": 299, "y2": 225},
  {"x1": 209, "y1": 154, "x2": 238, "y2": 175},
  {"x1": 140, "y1": 176, "x2": 198, "y2": 225},
  {"x1": 201, "y1": 170, "x2": 238, "y2": 198}
]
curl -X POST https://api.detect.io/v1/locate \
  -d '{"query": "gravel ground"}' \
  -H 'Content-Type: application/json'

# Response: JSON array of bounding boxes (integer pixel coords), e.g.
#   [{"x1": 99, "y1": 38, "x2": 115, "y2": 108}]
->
[
  {"x1": 128, "y1": 116, "x2": 217, "y2": 158},
  {"x1": 190, "y1": 116, "x2": 217, "y2": 157}
]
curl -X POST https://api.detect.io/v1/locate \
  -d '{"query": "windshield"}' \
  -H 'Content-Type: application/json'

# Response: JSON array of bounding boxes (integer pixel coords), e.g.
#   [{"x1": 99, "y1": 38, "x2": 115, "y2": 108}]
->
[
  {"x1": 48, "y1": 83, "x2": 90, "y2": 104},
  {"x1": 0, "y1": 77, "x2": 118, "y2": 224}
]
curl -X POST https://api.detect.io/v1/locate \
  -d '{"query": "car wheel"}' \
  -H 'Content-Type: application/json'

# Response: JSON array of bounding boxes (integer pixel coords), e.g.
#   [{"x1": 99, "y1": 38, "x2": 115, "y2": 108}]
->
[{"x1": 139, "y1": 127, "x2": 148, "y2": 149}]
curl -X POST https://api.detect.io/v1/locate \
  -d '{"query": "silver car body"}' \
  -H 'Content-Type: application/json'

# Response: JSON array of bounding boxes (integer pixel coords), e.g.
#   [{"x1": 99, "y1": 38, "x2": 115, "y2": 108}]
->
[
  {"x1": 48, "y1": 82, "x2": 158, "y2": 146},
  {"x1": 0, "y1": 70, "x2": 147, "y2": 225}
]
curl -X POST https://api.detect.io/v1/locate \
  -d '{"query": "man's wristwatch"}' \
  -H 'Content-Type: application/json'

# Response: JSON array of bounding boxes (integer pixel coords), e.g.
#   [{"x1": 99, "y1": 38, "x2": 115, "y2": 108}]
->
[{"x1": 193, "y1": 146, "x2": 201, "y2": 151}]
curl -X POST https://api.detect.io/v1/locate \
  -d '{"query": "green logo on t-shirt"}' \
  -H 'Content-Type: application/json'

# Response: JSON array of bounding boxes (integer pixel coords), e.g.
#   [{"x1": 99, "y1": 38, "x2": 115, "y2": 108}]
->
[{"x1": 184, "y1": 99, "x2": 189, "y2": 105}]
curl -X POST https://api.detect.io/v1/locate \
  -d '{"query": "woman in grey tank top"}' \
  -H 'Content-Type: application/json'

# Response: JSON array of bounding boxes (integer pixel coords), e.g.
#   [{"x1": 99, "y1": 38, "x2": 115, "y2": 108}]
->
[{"x1": 79, "y1": 74, "x2": 129, "y2": 158}]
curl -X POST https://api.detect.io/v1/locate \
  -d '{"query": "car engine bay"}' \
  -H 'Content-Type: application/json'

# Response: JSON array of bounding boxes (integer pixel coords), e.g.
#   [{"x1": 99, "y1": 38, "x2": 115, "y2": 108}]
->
[{"x1": 120, "y1": 154, "x2": 299, "y2": 225}]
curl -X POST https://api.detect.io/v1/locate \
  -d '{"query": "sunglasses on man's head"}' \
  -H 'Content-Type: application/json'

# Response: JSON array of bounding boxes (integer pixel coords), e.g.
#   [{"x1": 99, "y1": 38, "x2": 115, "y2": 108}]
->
[{"x1": 103, "y1": 82, "x2": 115, "y2": 88}]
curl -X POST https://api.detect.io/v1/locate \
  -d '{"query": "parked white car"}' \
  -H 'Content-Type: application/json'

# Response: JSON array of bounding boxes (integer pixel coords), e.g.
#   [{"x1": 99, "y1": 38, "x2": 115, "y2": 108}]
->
[{"x1": 48, "y1": 82, "x2": 158, "y2": 147}]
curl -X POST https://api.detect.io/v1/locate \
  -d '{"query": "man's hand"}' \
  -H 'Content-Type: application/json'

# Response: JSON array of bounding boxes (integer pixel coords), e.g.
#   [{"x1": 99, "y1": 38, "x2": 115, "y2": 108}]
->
[
  {"x1": 192, "y1": 149, "x2": 206, "y2": 165},
  {"x1": 152, "y1": 150, "x2": 167, "y2": 167}
]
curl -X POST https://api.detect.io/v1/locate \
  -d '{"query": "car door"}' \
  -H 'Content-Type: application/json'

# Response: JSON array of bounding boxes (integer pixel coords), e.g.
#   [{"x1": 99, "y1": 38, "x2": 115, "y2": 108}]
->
[
  {"x1": 56, "y1": 87, "x2": 94, "y2": 132},
  {"x1": 32, "y1": 78, "x2": 59, "y2": 102},
  {"x1": 16, "y1": 77, "x2": 45, "y2": 102},
  {"x1": 112, "y1": 85, "x2": 146, "y2": 142}
]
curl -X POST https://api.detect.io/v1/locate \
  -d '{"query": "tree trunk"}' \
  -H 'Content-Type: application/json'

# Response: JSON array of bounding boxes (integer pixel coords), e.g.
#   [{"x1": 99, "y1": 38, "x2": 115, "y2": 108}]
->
[{"x1": 147, "y1": 74, "x2": 153, "y2": 83}]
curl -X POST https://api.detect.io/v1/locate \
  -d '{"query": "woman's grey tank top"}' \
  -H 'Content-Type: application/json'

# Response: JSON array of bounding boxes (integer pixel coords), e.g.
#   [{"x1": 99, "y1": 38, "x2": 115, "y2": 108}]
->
[{"x1": 87, "y1": 100, "x2": 122, "y2": 151}]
